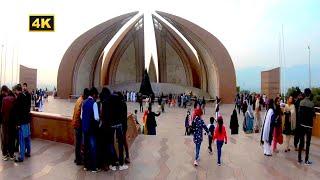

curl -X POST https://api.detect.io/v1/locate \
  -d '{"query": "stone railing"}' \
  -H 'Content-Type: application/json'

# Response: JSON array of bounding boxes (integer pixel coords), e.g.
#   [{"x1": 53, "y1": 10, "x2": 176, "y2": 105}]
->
[
  {"x1": 30, "y1": 111, "x2": 139, "y2": 146},
  {"x1": 30, "y1": 112, "x2": 74, "y2": 144}
]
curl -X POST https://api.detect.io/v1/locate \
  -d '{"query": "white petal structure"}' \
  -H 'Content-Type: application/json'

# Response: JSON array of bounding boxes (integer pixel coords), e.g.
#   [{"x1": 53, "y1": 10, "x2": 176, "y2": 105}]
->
[{"x1": 57, "y1": 11, "x2": 237, "y2": 103}]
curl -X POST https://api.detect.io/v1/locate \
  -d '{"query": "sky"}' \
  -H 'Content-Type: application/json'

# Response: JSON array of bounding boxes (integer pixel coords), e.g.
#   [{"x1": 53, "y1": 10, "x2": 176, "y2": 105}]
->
[{"x1": 0, "y1": 0, "x2": 319, "y2": 90}]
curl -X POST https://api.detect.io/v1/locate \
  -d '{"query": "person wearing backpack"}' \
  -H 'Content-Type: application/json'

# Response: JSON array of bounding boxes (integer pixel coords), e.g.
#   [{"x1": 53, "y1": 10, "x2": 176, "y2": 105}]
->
[{"x1": 207, "y1": 117, "x2": 215, "y2": 154}]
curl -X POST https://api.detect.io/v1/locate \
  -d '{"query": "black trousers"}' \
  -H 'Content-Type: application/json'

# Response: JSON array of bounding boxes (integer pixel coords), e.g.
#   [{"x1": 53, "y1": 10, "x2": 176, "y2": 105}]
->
[
  {"x1": 208, "y1": 135, "x2": 213, "y2": 152},
  {"x1": 294, "y1": 127, "x2": 300, "y2": 148},
  {"x1": 74, "y1": 128, "x2": 82, "y2": 164},
  {"x1": 298, "y1": 126, "x2": 312, "y2": 162}
]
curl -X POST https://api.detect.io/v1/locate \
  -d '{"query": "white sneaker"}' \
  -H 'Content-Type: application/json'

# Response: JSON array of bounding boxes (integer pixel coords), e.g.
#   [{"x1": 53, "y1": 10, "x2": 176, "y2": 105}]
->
[
  {"x1": 109, "y1": 165, "x2": 117, "y2": 171},
  {"x1": 194, "y1": 160, "x2": 198, "y2": 166},
  {"x1": 119, "y1": 165, "x2": 128, "y2": 170},
  {"x1": 2, "y1": 155, "x2": 9, "y2": 161}
]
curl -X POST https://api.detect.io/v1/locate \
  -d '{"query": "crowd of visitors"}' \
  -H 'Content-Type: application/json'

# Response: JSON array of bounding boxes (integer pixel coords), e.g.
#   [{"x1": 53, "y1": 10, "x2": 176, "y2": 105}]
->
[
  {"x1": 71, "y1": 87, "x2": 133, "y2": 172},
  {"x1": 0, "y1": 83, "x2": 316, "y2": 172},
  {"x1": 0, "y1": 83, "x2": 32, "y2": 163},
  {"x1": 259, "y1": 88, "x2": 315, "y2": 165}
]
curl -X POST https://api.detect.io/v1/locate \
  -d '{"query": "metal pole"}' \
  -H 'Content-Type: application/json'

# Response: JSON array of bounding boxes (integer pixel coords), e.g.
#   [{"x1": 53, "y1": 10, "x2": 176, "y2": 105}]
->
[
  {"x1": 0, "y1": 45, "x2": 3, "y2": 85},
  {"x1": 16, "y1": 49, "x2": 19, "y2": 84},
  {"x1": 281, "y1": 25, "x2": 286, "y2": 101},
  {"x1": 12, "y1": 48, "x2": 14, "y2": 88},
  {"x1": 4, "y1": 45, "x2": 7, "y2": 85},
  {"x1": 308, "y1": 45, "x2": 311, "y2": 88}
]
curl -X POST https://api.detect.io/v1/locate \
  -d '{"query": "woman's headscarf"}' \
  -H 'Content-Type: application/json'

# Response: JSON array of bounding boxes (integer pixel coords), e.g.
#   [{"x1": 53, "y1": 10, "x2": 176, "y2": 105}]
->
[
  {"x1": 194, "y1": 108, "x2": 203, "y2": 118},
  {"x1": 247, "y1": 105, "x2": 254, "y2": 118}
]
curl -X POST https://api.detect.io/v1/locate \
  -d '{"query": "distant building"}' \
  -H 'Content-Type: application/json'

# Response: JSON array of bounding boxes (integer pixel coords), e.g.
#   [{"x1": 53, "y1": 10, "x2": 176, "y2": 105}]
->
[
  {"x1": 261, "y1": 67, "x2": 280, "y2": 99},
  {"x1": 19, "y1": 65, "x2": 37, "y2": 91}
]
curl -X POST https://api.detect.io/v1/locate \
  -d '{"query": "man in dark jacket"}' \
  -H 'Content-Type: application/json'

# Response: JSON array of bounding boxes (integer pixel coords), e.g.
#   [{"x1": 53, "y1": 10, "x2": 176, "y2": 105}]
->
[
  {"x1": 146, "y1": 106, "x2": 160, "y2": 135},
  {"x1": 14, "y1": 84, "x2": 31, "y2": 162},
  {"x1": 1, "y1": 86, "x2": 16, "y2": 161},
  {"x1": 294, "y1": 91, "x2": 303, "y2": 150},
  {"x1": 108, "y1": 92, "x2": 128, "y2": 171},
  {"x1": 298, "y1": 88, "x2": 315, "y2": 165},
  {"x1": 117, "y1": 92, "x2": 130, "y2": 164}
]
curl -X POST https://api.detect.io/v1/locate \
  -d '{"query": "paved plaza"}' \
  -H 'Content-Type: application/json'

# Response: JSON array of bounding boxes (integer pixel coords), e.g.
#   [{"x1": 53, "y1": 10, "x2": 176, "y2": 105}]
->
[{"x1": 0, "y1": 98, "x2": 320, "y2": 179}]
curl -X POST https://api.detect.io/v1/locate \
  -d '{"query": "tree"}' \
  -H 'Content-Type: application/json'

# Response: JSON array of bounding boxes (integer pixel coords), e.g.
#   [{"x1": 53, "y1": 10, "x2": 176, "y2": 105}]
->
[
  {"x1": 139, "y1": 69, "x2": 154, "y2": 96},
  {"x1": 311, "y1": 87, "x2": 320, "y2": 107},
  {"x1": 236, "y1": 86, "x2": 240, "y2": 93},
  {"x1": 286, "y1": 87, "x2": 301, "y2": 98}
]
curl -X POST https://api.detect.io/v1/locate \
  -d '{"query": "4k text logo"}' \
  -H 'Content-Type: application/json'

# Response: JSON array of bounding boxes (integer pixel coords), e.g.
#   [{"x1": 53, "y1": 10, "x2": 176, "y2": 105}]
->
[{"x1": 29, "y1": 15, "x2": 54, "y2": 32}]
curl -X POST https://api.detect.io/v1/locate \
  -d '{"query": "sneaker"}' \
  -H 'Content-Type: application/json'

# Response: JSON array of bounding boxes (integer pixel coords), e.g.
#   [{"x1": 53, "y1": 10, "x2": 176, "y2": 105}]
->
[
  {"x1": 83, "y1": 167, "x2": 88, "y2": 171},
  {"x1": 194, "y1": 160, "x2": 198, "y2": 166},
  {"x1": 9, "y1": 155, "x2": 15, "y2": 161},
  {"x1": 109, "y1": 165, "x2": 117, "y2": 171},
  {"x1": 25, "y1": 153, "x2": 31, "y2": 158},
  {"x1": 119, "y1": 165, "x2": 129, "y2": 171},
  {"x1": 91, "y1": 169, "x2": 98, "y2": 173},
  {"x1": 217, "y1": 163, "x2": 221, "y2": 166},
  {"x1": 305, "y1": 161, "x2": 312, "y2": 165},
  {"x1": 14, "y1": 158, "x2": 23, "y2": 163},
  {"x1": 297, "y1": 160, "x2": 303, "y2": 164},
  {"x1": 2, "y1": 155, "x2": 9, "y2": 161}
]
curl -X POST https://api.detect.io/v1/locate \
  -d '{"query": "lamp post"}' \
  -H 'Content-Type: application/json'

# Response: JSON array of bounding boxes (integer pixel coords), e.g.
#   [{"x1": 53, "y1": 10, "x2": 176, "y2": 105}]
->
[{"x1": 308, "y1": 45, "x2": 311, "y2": 88}]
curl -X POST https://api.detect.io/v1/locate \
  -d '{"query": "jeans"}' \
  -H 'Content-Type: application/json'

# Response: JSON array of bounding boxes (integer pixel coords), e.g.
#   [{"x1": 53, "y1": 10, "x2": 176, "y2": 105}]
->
[
  {"x1": 298, "y1": 126, "x2": 312, "y2": 162},
  {"x1": 74, "y1": 128, "x2": 82, "y2": 163},
  {"x1": 216, "y1": 140, "x2": 224, "y2": 164},
  {"x1": 195, "y1": 143, "x2": 201, "y2": 160},
  {"x1": 111, "y1": 124, "x2": 125, "y2": 166},
  {"x1": 18, "y1": 126, "x2": 31, "y2": 160},
  {"x1": 84, "y1": 133, "x2": 97, "y2": 170},
  {"x1": 208, "y1": 135, "x2": 213, "y2": 152}
]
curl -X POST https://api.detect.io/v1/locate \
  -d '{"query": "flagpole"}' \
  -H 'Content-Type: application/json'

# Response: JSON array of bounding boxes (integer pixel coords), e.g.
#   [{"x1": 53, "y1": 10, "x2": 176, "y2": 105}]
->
[
  {"x1": 281, "y1": 24, "x2": 286, "y2": 100},
  {"x1": 16, "y1": 48, "x2": 19, "y2": 84},
  {"x1": 4, "y1": 45, "x2": 7, "y2": 85},
  {"x1": 308, "y1": 45, "x2": 311, "y2": 88},
  {"x1": 0, "y1": 44, "x2": 3, "y2": 85}
]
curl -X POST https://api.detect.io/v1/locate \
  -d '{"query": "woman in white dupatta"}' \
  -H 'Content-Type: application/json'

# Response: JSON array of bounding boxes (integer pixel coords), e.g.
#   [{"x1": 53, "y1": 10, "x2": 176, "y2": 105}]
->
[{"x1": 261, "y1": 99, "x2": 275, "y2": 156}]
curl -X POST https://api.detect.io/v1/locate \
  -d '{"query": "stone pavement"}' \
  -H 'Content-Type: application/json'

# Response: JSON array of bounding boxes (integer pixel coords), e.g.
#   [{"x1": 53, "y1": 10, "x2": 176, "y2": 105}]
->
[{"x1": 0, "y1": 99, "x2": 320, "y2": 179}]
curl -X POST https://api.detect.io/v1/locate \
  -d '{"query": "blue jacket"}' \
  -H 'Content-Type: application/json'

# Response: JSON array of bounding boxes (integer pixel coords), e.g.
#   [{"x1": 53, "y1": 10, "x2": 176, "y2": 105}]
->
[
  {"x1": 82, "y1": 98, "x2": 97, "y2": 134},
  {"x1": 193, "y1": 116, "x2": 209, "y2": 144}
]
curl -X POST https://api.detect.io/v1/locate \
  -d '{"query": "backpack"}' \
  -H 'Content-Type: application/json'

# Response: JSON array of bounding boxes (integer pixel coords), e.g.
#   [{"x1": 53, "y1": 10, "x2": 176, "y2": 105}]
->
[{"x1": 208, "y1": 124, "x2": 215, "y2": 135}]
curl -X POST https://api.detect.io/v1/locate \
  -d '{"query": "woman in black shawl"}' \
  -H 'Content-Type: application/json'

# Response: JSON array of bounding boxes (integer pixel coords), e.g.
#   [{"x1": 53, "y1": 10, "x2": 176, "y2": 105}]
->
[{"x1": 229, "y1": 109, "x2": 239, "y2": 134}]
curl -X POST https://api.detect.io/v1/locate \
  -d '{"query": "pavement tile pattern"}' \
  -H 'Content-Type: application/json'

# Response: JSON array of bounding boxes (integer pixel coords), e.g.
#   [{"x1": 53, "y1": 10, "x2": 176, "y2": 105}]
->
[{"x1": 0, "y1": 98, "x2": 320, "y2": 179}]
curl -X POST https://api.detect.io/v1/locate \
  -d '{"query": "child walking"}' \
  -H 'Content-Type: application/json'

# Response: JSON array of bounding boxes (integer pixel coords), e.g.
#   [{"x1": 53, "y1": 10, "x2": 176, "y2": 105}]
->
[
  {"x1": 213, "y1": 116, "x2": 227, "y2": 166},
  {"x1": 184, "y1": 110, "x2": 191, "y2": 135},
  {"x1": 192, "y1": 108, "x2": 209, "y2": 166},
  {"x1": 207, "y1": 117, "x2": 215, "y2": 153}
]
